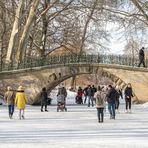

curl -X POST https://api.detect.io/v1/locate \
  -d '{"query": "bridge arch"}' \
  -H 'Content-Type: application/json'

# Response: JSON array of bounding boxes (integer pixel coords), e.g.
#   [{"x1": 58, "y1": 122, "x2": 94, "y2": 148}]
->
[
  {"x1": 33, "y1": 65, "x2": 138, "y2": 105},
  {"x1": 0, "y1": 63, "x2": 147, "y2": 105}
]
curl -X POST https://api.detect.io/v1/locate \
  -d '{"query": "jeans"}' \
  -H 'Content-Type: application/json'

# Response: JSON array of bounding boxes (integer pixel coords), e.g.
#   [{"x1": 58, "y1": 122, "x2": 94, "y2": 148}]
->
[
  {"x1": 125, "y1": 97, "x2": 131, "y2": 110},
  {"x1": 97, "y1": 108, "x2": 104, "y2": 122},
  {"x1": 108, "y1": 103, "x2": 115, "y2": 119},
  {"x1": 88, "y1": 96, "x2": 94, "y2": 107},
  {"x1": 8, "y1": 105, "x2": 14, "y2": 116}
]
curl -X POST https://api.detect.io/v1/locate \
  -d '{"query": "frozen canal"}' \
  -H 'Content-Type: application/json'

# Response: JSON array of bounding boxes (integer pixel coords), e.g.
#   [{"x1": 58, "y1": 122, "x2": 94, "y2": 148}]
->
[{"x1": 0, "y1": 91, "x2": 148, "y2": 148}]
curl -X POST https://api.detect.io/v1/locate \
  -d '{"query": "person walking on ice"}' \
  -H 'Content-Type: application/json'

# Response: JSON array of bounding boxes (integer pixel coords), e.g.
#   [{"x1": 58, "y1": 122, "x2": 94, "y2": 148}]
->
[
  {"x1": 94, "y1": 86, "x2": 105, "y2": 123},
  {"x1": 57, "y1": 84, "x2": 67, "y2": 112},
  {"x1": 40, "y1": 87, "x2": 48, "y2": 112},
  {"x1": 124, "y1": 83, "x2": 133, "y2": 113},
  {"x1": 15, "y1": 86, "x2": 27, "y2": 119},
  {"x1": 115, "y1": 85, "x2": 123, "y2": 113},
  {"x1": 4, "y1": 86, "x2": 15, "y2": 119},
  {"x1": 87, "y1": 85, "x2": 94, "y2": 107},
  {"x1": 76, "y1": 86, "x2": 83, "y2": 104},
  {"x1": 83, "y1": 85, "x2": 88, "y2": 104},
  {"x1": 106, "y1": 85, "x2": 117, "y2": 120}
]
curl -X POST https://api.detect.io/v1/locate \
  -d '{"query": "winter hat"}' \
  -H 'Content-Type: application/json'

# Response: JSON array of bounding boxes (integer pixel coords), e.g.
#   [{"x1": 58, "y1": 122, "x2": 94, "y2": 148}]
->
[
  {"x1": 17, "y1": 86, "x2": 24, "y2": 91},
  {"x1": 7, "y1": 86, "x2": 12, "y2": 91}
]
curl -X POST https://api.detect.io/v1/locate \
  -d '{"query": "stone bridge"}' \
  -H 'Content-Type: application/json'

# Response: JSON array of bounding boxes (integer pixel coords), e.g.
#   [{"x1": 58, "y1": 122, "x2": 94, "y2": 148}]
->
[{"x1": 0, "y1": 55, "x2": 148, "y2": 104}]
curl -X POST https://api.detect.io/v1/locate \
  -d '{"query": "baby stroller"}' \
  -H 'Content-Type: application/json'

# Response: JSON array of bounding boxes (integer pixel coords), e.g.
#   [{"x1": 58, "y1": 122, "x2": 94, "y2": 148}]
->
[{"x1": 57, "y1": 94, "x2": 67, "y2": 112}]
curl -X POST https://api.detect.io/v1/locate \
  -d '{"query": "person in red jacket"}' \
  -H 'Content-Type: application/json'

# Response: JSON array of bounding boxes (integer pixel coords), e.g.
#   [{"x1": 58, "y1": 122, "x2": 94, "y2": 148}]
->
[{"x1": 76, "y1": 87, "x2": 83, "y2": 104}]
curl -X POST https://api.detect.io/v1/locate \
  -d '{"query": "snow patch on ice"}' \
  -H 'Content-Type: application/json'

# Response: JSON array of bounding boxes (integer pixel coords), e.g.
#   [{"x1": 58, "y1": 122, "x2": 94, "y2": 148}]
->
[{"x1": 141, "y1": 102, "x2": 148, "y2": 108}]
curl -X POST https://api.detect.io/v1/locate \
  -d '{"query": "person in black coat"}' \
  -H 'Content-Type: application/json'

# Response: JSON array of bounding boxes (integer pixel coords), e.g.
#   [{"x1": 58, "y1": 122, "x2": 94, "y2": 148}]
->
[
  {"x1": 83, "y1": 86, "x2": 88, "y2": 104},
  {"x1": 87, "y1": 85, "x2": 94, "y2": 107},
  {"x1": 124, "y1": 83, "x2": 133, "y2": 113},
  {"x1": 92, "y1": 85, "x2": 97, "y2": 102},
  {"x1": 138, "y1": 47, "x2": 146, "y2": 67},
  {"x1": 40, "y1": 87, "x2": 48, "y2": 112},
  {"x1": 106, "y1": 85, "x2": 118, "y2": 119}
]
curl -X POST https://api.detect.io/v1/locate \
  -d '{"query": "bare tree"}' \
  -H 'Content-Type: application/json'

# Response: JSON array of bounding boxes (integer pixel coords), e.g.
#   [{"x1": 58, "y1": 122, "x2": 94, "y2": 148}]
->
[
  {"x1": 0, "y1": 0, "x2": 147, "y2": 65},
  {"x1": 5, "y1": 0, "x2": 24, "y2": 63},
  {"x1": 16, "y1": 0, "x2": 40, "y2": 62}
]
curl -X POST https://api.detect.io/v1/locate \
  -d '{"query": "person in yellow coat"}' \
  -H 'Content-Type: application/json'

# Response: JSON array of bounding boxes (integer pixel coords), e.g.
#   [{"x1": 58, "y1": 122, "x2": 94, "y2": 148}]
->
[{"x1": 15, "y1": 86, "x2": 27, "y2": 119}]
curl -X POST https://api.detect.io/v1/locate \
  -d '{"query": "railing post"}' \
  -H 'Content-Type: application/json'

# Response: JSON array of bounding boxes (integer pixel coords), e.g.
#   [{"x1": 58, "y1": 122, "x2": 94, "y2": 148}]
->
[
  {"x1": 90, "y1": 54, "x2": 93, "y2": 63},
  {"x1": 97, "y1": 53, "x2": 100, "y2": 63}
]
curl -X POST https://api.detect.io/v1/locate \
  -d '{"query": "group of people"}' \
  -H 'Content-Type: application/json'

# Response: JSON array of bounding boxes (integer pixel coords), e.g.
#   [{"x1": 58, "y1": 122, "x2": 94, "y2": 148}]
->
[
  {"x1": 40, "y1": 85, "x2": 67, "y2": 112},
  {"x1": 75, "y1": 83, "x2": 133, "y2": 123},
  {"x1": 76, "y1": 85, "x2": 97, "y2": 106},
  {"x1": 4, "y1": 86, "x2": 27, "y2": 119},
  {"x1": 3, "y1": 82, "x2": 134, "y2": 123}
]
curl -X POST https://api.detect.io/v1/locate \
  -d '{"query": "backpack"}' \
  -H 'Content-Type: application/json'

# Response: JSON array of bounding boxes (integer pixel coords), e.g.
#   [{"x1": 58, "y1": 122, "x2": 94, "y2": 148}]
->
[{"x1": 96, "y1": 92, "x2": 104, "y2": 106}]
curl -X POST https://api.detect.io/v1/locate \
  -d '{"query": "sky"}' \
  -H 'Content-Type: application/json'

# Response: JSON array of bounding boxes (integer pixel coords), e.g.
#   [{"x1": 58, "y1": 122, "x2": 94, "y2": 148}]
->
[{"x1": 105, "y1": 22, "x2": 148, "y2": 55}]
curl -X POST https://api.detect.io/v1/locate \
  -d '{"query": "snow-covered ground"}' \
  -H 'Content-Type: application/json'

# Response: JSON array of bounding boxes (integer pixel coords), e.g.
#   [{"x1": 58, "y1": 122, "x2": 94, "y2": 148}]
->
[
  {"x1": 0, "y1": 91, "x2": 148, "y2": 148},
  {"x1": 0, "y1": 94, "x2": 5, "y2": 105}
]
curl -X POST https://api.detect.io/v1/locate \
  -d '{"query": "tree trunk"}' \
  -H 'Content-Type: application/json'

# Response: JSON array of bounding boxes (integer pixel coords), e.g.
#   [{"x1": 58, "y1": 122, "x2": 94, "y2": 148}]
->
[
  {"x1": 16, "y1": 0, "x2": 40, "y2": 62},
  {"x1": 5, "y1": 0, "x2": 24, "y2": 63},
  {"x1": 40, "y1": 11, "x2": 48, "y2": 58}
]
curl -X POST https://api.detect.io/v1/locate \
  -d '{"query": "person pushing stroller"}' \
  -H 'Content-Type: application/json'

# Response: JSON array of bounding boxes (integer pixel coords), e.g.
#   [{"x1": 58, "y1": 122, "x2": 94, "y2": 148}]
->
[{"x1": 57, "y1": 84, "x2": 67, "y2": 112}]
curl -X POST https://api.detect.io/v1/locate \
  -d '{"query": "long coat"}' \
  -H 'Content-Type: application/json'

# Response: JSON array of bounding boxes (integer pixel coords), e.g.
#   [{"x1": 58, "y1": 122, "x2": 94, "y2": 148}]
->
[
  {"x1": 4, "y1": 90, "x2": 15, "y2": 105},
  {"x1": 15, "y1": 91, "x2": 27, "y2": 109},
  {"x1": 106, "y1": 88, "x2": 117, "y2": 104},
  {"x1": 40, "y1": 91, "x2": 48, "y2": 105},
  {"x1": 125, "y1": 87, "x2": 133, "y2": 99}
]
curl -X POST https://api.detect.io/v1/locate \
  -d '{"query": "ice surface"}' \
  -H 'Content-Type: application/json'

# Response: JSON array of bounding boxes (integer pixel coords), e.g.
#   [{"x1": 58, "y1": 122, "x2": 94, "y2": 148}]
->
[{"x1": 0, "y1": 91, "x2": 148, "y2": 148}]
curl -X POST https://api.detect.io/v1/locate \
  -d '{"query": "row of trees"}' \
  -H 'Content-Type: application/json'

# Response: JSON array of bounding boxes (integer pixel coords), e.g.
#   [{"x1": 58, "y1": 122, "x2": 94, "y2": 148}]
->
[{"x1": 0, "y1": 0, "x2": 147, "y2": 64}]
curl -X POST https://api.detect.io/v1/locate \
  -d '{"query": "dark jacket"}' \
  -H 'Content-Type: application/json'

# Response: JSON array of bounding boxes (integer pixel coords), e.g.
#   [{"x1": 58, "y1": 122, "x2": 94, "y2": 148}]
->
[
  {"x1": 139, "y1": 49, "x2": 145, "y2": 59},
  {"x1": 83, "y1": 87, "x2": 88, "y2": 96},
  {"x1": 125, "y1": 87, "x2": 133, "y2": 99},
  {"x1": 106, "y1": 88, "x2": 118, "y2": 104},
  {"x1": 87, "y1": 87, "x2": 93, "y2": 96},
  {"x1": 115, "y1": 90, "x2": 122, "y2": 101},
  {"x1": 40, "y1": 91, "x2": 48, "y2": 105},
  {"x1": 92, "y1": 87, "x2": 97, "y2": 96},
  {"x1": 119, "y1": 89, "x2": 123, "y2": 99}
]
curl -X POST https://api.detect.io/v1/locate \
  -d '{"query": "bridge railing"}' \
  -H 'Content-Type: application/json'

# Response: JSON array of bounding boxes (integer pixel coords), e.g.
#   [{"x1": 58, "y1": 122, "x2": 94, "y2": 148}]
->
[{"x1": 0, "y1": 54, "x2": 147, "y2": 72}]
